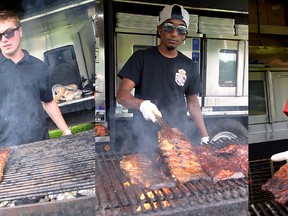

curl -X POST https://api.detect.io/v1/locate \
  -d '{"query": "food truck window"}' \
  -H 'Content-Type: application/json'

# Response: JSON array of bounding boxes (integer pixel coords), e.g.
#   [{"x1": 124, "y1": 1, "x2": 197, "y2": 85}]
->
[
  {"x1": 219, "y1": 49, "x2": 237, "y2": 87},
  {"x1": 249, "y1": 80, "x2": 266, "y2": 115}
]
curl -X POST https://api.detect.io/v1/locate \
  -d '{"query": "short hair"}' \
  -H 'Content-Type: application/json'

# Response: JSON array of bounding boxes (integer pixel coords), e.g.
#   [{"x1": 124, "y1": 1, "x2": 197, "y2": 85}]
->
[{"x1": 0, "y1": 10, "x2": 21, "y2": 26}]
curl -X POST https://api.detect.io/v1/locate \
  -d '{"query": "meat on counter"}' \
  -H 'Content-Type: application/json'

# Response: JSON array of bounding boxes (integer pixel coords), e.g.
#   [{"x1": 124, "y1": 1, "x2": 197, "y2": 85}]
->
[{"x1": 52, "y1": 84, "x2": 82, "y2": 103}]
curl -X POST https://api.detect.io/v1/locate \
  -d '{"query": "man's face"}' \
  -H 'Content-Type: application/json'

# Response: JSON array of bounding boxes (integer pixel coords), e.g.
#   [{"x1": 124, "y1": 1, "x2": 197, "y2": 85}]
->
[
  {"x1": 0, "y1": 20, "x2": 22, "y2": 58},
  {"x1": 158, "y1": 19, "x2": 187, "y2": 50}
]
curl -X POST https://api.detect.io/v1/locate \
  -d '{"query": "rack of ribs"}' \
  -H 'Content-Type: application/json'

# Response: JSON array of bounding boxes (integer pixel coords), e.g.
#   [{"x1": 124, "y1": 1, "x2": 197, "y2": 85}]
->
[
  {"x1": 158, "y1": 128, "x2": 207, "y2": 183},
  {"x1": 197, "y1": 145, "x2": 245, "y2": 182},
  {"x1": 262, "y1": 163, "x2": 288, "y2": 206},
  {"x1": 215, "y1": 144, "x2": 248, "y2": 175},
  {"x1": 0, "y1": 148, "x2": 12, "y2": 182},
  {"x1": 120, "y1": 153, "x2": 176, "y2": 190}
]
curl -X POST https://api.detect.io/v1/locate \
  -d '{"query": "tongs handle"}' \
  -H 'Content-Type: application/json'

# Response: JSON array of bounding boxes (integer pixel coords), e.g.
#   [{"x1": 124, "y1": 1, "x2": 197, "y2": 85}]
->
[{"x1": 155, "y1": 115, "x2": 169, "y2": 130}]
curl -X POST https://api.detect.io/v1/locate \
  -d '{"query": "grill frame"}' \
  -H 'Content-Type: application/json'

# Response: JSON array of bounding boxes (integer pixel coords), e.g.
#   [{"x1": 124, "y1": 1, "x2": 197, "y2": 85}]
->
[{"x1": 0, "y1": 196, "x2": 95, "y2": 216}]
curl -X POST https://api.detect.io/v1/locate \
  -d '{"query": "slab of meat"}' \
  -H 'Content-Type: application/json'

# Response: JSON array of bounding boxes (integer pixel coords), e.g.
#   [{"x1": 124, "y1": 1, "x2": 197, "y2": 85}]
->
[
  {"x1": 215, "y1": 144, "x2": 248, "y2": 175},
  {"x1": 0, "y1": 148, "x2": 12, "y2": 182},
  {"x1": 262, "y1": 163, "x2": 288, "y2": 206},
  {"x1": 158, "y1": 128, "x2": 207, "y2": 183},
  {"x1": 197, "y1": 145, "x2": 245, "y2": 182},
  {"x1": 120, "y1": 153, "x2": 176, "y2": 190}
]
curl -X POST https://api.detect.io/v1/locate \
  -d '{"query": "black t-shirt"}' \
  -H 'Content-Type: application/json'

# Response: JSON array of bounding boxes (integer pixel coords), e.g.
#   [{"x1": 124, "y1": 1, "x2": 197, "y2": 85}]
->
[
  {"x1": 0, "y1": 50, "x2": 53, "y2": 147},
  {"x1": 118, "y1": 47, "x2": 202, "y2": 149}
]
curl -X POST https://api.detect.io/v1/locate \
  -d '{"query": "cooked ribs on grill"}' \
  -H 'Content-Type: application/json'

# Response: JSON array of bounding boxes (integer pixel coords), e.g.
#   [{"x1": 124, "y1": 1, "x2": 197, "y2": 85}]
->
[
  {"x1": 196, "y1": 145, "x2": 245, "y2": 182},
  {"x1": 0, "y1": 148, "x2": 12, "y2": 182},
  {"x1": 158, "y1": 128, "x2": 207, "y2": 183},
  {"x1": 120, "y1": 153, "x2": 176, "y2": 190},
  {"x1": 215, "y1": 144, "x2": 248, "y2": 175},
  {"x1": 262, "y1": 163, "x2": 288, "y2": 205}
]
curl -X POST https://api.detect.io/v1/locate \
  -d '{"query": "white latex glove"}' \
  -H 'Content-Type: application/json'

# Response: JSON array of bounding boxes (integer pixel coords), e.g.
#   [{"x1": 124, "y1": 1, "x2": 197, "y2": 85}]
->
[
  {"x1": 139, "y1": 100, "x2": 162, "y2": 123},
  {"x1": 200, "y1": 136, "x2": 209, "y2": 145},
  {"x1": 271, "y1": 150, "x2": 288, "y2": 163}
]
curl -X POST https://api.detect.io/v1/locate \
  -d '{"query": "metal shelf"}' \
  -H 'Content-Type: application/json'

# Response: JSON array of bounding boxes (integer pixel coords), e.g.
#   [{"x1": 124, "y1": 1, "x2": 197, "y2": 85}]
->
[{"x1": 249, "y1": 24, "x2": 288, "y2": 35}]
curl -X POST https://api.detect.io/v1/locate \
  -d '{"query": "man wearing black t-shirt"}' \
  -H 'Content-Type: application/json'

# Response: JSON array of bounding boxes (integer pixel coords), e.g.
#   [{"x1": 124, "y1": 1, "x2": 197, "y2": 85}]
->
[
  {"x1": 116, "y1": 4, "x2": 209, "y2": 150},
  {"x1": 0, "y1": 10, "x2": 72, "y2": 147}
]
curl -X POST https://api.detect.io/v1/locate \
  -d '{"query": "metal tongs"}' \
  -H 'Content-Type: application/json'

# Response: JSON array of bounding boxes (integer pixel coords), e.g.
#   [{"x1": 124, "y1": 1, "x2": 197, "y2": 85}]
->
[{"x1": 155, "y1": 115, "x2": 170, "y2": 130}]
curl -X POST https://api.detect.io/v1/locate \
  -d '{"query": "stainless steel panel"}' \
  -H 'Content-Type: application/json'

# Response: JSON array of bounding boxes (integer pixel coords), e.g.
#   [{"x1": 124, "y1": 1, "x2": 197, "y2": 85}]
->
[
  {"x1": 78, "y1": 16, "x2": 96, "y2": 81},
  {"x1": 249, "y1": 121, "x2": 288, "y2": 144},
  {"x1": 249, "y1": 68, "x2": 288, "y2": 143},
  {"x1": 95, "y1": 0, "x2": 106, "y2": 122},
  {"x1": 268, "y1": 71, "x2": 288, "y2": 122},
  {"x1": 177, "y1": 39, "x2": 193, "y2": 59},
  {"x1": 115, "y1": 33, "x2": 157, "y2": 92},
  {"x1": 20, "y1": 2, "x2": 95, "y2": 81},
  {"x1": 205, "y1": 39, "x2": 246, "y2": 96}
]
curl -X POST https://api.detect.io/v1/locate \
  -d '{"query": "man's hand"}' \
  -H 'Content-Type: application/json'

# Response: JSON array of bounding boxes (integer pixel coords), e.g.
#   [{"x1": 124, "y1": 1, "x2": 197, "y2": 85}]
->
[
  {"x1": 271, "y1": 151, "x2": 288, "y2": 162},
  {"x1": 62, "y1": 129, "x2": 72, "y2": 136},
  {"x1": 200, "y1": 136, "x2": 209, "y2": 145},
  {"x1": 139, "y1": 100, "x2": 162, "y2": 122}
]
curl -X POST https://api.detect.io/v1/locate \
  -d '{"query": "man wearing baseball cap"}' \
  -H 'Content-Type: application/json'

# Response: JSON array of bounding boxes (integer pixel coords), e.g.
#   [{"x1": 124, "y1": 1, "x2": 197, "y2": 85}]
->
[{"x1": 116, "y1": 4, "x2": 209, "y2": 149}]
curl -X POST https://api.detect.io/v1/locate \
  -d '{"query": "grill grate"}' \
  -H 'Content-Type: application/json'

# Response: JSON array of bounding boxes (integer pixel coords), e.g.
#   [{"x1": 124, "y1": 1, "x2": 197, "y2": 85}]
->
[
  {"x1": 249, "y1": 201, "x2": 288, "y2": 216},
  {"x1": 249, "y1": 158, "x2": 287, "y2": 215},
  {"x1": 0, "y1": 130, "x2": 95, "y2": 202},
  {"x1": 95, "y1": 140, "x2": 249, "y2": 216},
  {"x1": 249, "y1": 159, "x2": 286, "y2": 205}
]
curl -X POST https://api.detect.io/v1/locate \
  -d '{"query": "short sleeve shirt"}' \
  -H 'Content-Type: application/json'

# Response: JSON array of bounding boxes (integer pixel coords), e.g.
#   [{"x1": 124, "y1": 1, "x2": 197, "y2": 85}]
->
[
  {"x1": 118, "y1": 46, "x2": 202, "y2": 126},
  {"x1": 0, "y1": 49, "x2": 53, "y2": 147},
  {"x1": 118, "y1": 47, "x2": 202, "y2": 148}
]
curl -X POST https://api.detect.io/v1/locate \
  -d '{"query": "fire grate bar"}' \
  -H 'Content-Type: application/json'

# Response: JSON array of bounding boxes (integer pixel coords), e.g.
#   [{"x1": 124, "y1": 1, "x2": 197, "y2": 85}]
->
[
  {"x1": 249, "y1": 201, "x2": 288, "y2": 216},
  {"x1": 0, "y1": 130, "x2": 95, "y2": 202}
]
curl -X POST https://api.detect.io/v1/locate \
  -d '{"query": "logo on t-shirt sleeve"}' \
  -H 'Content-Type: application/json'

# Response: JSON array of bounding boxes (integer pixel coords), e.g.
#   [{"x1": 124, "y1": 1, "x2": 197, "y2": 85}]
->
[{"x1": 175, "y1": 69, "x2": 187, "y2": 86}]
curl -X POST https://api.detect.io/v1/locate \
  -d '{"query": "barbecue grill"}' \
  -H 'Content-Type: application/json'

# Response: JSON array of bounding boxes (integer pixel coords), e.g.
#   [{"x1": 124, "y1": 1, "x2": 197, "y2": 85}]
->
[
  {"x1": 95, "y1": 137, "x2": 249, "y2": 216},
  {"x1": 248, "y1": 158, "x2": 288, "y2": 215},
  {"x1": 0, "y1": 130, "x2": 95, "y2": 216}
]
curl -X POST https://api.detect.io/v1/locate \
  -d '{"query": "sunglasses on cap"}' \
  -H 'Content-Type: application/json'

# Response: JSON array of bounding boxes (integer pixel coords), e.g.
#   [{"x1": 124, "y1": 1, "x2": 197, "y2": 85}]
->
[
  {"x1": 0, "y1": 26, "x2": 21, "y2": 41},
  {"x1": 162, "y1": 22, "x2": 188, "y2": 35}
]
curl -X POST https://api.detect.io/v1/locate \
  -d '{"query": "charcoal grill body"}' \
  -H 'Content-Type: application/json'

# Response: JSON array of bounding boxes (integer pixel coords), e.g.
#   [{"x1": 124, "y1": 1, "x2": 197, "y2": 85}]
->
[
  {"x1": 0, "y1": 130, "x2": 95, "y2": 215},
  {"x1": 95, "y1": 137, "x2": 249, "y2": 216},
  {"x1": 0, "y1": 196, "x2": 95, "y2": 216}
]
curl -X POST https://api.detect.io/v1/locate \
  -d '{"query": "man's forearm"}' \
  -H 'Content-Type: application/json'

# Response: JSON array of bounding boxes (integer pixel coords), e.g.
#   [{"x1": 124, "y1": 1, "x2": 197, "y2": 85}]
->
[
  {"x1": 116, "y1": 89, "x2": 143, "y2": 110},
  {"x1": 42, "y1": 100, "x2": 70, "y2": 133},
  {"x1": 187, "y1": 95, "x2": 208, "y2": 137}
]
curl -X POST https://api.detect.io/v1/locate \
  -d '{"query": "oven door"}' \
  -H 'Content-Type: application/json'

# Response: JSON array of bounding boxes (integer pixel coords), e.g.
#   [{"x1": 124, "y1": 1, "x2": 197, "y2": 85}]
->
[
  {"x1": 205, "y1": 38, "x2": 247, "y2": 97},
  {"x1": 249, "y1": 71, "x2": 269, "y2": 125}
]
